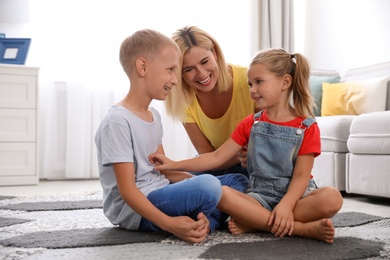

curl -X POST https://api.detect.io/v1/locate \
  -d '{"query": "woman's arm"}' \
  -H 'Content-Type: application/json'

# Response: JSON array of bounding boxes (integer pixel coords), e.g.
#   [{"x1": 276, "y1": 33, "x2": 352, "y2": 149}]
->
[{"x1": 183, "y1": 122, "x2": 215, "y2": 154}]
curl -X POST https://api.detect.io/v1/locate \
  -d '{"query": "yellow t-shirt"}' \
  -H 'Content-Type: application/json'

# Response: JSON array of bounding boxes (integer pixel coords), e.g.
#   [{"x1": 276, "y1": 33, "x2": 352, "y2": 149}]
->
[{"x1": 183, "y1": 64, "x2": 256, "y2": 149}]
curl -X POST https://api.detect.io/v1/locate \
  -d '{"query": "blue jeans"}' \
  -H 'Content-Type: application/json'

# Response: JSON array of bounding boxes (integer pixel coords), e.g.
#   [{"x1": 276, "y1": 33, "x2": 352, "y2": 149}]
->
[
  {"x1": 138, "y1": 173, "x2": 248, "y2": 232},
  {"x1": 190, "y1": 163, "x2": 249, "y2": 178}
]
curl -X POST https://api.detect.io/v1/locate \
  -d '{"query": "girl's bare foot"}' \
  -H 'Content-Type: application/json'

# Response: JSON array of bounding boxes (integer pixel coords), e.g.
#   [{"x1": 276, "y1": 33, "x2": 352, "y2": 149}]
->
[
  {"x1": 295, "y1": 218, "x2": 335, "y2": 244},
  {"x1": 228, "y1": 217, "x2": 255, "y2": 235}
]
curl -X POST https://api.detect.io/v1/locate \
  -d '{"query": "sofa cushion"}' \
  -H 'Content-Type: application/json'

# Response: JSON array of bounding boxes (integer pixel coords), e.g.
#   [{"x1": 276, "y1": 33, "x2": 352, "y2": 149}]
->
[
  {"x1": 316, "y1": 115, "x2": 355, "y2": 152},
  {"x1": 309, "y1": 70, "x2": 340, "y2": 116},
  {"x1": 321, "y1": 76, "x2": 389, "y2": 116},
  {"x1": 347, "y1": 111, "x2": 390, "y2": 154},
  {"x1": 342, "y1": 61, "x2": 390, "y2": 110}
]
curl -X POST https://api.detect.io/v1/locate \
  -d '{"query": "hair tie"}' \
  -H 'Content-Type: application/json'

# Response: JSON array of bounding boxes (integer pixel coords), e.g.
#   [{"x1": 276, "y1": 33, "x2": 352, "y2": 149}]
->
[{"x1": 291, "y1": 54, "x2": 295, "y2": 59}]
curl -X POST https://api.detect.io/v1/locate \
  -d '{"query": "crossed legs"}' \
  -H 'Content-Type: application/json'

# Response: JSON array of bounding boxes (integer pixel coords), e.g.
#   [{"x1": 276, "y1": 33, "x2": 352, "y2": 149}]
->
[{"x1": 218, "y1": 186, "x2": 343, "y2": 244}]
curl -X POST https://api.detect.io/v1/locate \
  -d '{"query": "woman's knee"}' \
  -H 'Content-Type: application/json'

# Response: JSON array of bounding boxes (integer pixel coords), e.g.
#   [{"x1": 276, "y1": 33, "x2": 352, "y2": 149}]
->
[{"x1": 218, "y1": 173, "x2": 249, "y2": 193}]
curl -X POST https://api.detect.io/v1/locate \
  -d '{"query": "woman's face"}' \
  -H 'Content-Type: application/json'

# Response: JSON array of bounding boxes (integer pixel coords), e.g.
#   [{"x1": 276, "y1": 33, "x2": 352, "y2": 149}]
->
[{"x1": 181, "y1": 46, "x2": 219, "y2": 93}]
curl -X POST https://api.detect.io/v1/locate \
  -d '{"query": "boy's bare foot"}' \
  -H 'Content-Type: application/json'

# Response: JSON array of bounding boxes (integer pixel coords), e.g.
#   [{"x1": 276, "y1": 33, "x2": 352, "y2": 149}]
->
[
  {"x1": 228, "y1": 217, "x2": 255, "y2": 235},
  {"x1": 295, "y1": 218, "x2": 335, "y2": 244}
]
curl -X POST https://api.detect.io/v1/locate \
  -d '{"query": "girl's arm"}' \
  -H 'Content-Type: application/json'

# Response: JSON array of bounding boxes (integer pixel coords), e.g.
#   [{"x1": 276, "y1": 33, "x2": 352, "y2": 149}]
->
[
  {"x1": 154, "y1": 144, "x2": 194, "y2": 183},
  {"x1": 113, "y1": 162, "x2": 208, "y2": 243},
  {"x1": 280, "y1": 154, "x2": 314, "y2": 208},
  {"x1": 268, "y1": 154, "x2": 314, "y2": 237},
  {"x1": 149, "y1": 138, "x2": 243, "y2": 172},
  {"x1": 184, "y1": 123, "x2": 243, "y2": 170}
]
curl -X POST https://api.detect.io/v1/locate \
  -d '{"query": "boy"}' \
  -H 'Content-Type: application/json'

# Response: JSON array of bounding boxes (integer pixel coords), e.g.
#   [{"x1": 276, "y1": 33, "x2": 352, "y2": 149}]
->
[{"x1": 94, "y1": 29, "x2": 248, "y2": 243}]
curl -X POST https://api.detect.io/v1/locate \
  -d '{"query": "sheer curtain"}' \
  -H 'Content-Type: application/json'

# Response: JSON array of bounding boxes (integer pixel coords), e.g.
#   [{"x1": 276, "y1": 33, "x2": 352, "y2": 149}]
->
[
  {"x1": 23, "y1": 0, "x2": 254, "y2": 179},
  {"x1": 251, "y1": 0, "x2": 295, "y2": 53}
]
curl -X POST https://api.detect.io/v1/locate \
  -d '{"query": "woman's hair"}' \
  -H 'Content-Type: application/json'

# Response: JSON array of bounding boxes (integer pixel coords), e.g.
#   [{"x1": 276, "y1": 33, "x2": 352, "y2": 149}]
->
[
  {"x1": 250, "y1": 48, "x2": 316, "y2": 118},
  {"x1": 165, "y1": 26, "x2": 232, "y2": 120},
  {"x1": 119, "y1": 29, "x2": 179, "y2": 78}
]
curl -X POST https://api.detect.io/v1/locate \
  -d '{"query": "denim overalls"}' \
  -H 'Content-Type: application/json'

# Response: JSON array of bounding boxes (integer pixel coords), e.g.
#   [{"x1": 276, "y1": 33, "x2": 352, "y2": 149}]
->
[{"x1": 246, "y1": 111, "x2": 317, "y2": 211}]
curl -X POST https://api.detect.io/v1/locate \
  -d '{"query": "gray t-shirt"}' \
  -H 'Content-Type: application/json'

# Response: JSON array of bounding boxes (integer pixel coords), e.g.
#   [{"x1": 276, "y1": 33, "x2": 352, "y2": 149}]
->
[{"x1": 95, "y1": 105, "x2": 170, "y2": 229}]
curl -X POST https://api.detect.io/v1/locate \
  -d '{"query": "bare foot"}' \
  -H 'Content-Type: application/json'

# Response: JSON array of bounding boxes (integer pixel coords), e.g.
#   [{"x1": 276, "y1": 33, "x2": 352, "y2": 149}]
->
[
  {"x1": 228, "y1": 217, "x2": 255, "y2": 235},
  {"x1": 295, "y1": 218, "x2": 335, "y2": 244}
]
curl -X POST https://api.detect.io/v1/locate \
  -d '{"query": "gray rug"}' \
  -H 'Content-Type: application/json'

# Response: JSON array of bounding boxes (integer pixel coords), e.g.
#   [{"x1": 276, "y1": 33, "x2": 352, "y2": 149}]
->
[
  {"x1": 0, "y1": 200, "x2": 102, "y2": 211},
  {"x1": 0, "y1": 217, "x2": 33, "y2": 228},
  {"x1": 0, "y1": 194, "x2": 389, "y2": 260}
]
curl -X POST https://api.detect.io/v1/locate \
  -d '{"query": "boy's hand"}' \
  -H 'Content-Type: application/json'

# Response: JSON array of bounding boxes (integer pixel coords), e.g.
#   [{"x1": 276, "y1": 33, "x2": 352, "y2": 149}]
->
[
  {"x1": 168, "y1": 213, "x2": 210, "y2": 243},
  {"x1": 148, "y1": 153, "x2": 176, "y2": 171}
]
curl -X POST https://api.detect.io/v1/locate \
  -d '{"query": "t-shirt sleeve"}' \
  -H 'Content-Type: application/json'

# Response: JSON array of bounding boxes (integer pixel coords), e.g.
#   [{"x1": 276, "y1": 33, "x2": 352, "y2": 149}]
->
[
  {"x1": 183, "y1": 107, "x2": 196, "y2": 123},
  {"x1": 231, "y1": 114, "x2": 254, "y2": 146},
  {"x1": 100, "y1": 120, "x2": 134, "y2": 166},
  {"x1": 299, "y1": 122, "x2": 321, "y2": 158}
]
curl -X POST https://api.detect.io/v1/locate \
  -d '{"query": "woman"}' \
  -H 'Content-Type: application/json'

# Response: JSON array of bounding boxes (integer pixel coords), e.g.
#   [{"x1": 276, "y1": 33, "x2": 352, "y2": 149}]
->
[{"x1": 165, "y1": 26, "x2": 256, "y2": 177}]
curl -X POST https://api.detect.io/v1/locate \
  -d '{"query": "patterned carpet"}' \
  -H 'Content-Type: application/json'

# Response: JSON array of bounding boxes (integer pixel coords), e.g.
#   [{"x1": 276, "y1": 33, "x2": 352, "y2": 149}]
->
[{"x1": 0, "y1": 192, "x2": 389, "y2": 260}]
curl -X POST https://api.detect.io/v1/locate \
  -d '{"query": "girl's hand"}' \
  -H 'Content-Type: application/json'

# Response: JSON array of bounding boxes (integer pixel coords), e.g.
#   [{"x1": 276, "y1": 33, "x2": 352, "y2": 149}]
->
[
  {"x1": 268, "y1": 203, "x2": 294, "y2": 237},
  {"x1": 148, "y1": 153, "x2": 176, "y2": 171}
]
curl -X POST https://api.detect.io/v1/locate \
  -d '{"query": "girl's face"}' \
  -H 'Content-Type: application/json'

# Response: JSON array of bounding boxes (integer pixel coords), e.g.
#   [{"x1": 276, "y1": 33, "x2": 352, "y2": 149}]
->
[
  {"x1": 181, "y1": 46, "x2": 219, "y2": 93},
  {"x1": 247, "y1": 63, "x2": 286, "y2": 110}
]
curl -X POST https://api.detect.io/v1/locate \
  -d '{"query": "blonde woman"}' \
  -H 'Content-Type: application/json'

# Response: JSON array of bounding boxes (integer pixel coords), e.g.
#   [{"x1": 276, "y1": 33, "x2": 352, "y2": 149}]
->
[{"x1": 165, "y1": 26, "x2": 256, "y2": 177}]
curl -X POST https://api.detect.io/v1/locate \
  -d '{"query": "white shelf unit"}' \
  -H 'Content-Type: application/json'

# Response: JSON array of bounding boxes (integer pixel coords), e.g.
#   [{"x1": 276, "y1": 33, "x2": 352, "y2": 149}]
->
[{"x1": 0, "y1": 64, "x2": 39, "y2": 186}]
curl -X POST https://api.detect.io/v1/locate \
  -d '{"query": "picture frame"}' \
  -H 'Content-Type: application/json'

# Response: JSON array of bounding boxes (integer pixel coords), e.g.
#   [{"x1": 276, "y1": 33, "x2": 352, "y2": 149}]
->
[{"x1": 0, "y1": 38, "x2": 31, "y2": 65}]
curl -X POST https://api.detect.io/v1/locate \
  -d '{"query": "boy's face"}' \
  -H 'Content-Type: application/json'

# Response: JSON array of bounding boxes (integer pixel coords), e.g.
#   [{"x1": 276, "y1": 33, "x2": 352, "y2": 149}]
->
[{"x1": 145, "y1": 44, "x2": 180, "y2": 101}]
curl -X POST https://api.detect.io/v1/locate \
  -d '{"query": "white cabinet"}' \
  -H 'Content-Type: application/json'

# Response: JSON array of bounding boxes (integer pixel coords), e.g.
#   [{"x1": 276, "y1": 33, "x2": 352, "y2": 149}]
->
[{"x1": 0, "y1": 64, "x2": 39, "y2": 186}]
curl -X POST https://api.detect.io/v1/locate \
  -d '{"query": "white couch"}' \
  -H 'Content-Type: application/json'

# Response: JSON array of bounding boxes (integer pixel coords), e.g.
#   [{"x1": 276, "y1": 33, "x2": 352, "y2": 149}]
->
[{"x1": 311, "y1": 62, "x2": 390, "y2": 198}]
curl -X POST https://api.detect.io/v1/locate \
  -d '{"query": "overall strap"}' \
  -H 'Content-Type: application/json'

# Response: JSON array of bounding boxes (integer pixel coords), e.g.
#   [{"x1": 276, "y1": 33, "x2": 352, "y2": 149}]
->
[
  {"x1": 301, "y1": 117, "x2": 316, "y2": 128},
  {"x1": 253, "y1": 111, "x2": 263, "y2": 121}
]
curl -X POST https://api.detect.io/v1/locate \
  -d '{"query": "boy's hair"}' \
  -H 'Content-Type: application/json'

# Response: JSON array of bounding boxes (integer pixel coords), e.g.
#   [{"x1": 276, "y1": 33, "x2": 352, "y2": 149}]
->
[
  {"x1": 165, "y1": 26, "x2": 232, "y2": 120},
  {"x1": 250, "y1": 48, "x2": 316, "y2": 118},
  {"x1": 119, "y1": 29, "x2": 180, "y2": 77}
]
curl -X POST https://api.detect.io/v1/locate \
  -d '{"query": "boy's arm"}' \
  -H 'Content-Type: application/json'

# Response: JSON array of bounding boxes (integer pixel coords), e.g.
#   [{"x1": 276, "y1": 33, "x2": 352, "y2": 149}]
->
[
  {"x1": 113, "y1": 162, "x2": 208, "y2": 243},
  {"x1": 149, "y1": 138, "x2": 242, "y2": 172}
]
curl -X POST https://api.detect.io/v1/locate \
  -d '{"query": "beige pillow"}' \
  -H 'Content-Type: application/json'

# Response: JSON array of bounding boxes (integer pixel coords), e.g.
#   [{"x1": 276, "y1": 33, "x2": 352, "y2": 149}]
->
[{"x1": 321, "y1": 76, "x2": 389, "y2": 116}]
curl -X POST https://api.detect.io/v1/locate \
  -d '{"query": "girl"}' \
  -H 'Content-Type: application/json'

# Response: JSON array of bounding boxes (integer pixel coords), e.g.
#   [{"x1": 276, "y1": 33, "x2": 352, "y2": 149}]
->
[{"x1": 149, "y1": 48, "x2": 343, "y2": 243}]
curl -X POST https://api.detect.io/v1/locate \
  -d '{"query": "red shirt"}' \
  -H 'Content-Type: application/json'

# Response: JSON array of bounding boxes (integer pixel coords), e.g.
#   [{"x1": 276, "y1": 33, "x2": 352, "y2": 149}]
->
[{"x1": 231, "y1": 111, "x2": 321, "y2": 157}]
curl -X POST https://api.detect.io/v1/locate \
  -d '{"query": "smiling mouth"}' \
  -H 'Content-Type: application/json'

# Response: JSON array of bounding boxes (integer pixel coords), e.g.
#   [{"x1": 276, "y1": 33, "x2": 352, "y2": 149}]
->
[{"x1": 197, "y1": 76, "x2": 211, "y2": 85}]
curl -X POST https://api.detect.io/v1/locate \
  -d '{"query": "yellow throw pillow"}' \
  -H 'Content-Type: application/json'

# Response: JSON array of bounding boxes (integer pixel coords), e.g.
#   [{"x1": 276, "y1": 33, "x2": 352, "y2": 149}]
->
[{"x1": 321, "y1": 76, "x2": 389, "y2": 116}]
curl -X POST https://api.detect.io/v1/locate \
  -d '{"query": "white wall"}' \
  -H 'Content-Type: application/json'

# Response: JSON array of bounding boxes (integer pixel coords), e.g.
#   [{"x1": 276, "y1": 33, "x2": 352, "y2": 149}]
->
[
  {"x1": 295, "y1": 0, "x2": 390, "y2": 76},
  {"x1": 0, "y1": 0, "x2": 255, "y2": 161}
]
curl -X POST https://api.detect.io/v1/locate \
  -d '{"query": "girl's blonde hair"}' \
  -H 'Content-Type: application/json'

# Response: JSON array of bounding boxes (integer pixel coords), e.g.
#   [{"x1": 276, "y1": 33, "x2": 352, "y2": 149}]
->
[
  {"x1": 119, "y1": 29, "x2": 179, "y2": 78},
  {"x1": 165, "y1": 26, "x2": 232, "y2": 120},
  {"x1": 250, "y1": 48, "x2": 316, "y2": 118}
]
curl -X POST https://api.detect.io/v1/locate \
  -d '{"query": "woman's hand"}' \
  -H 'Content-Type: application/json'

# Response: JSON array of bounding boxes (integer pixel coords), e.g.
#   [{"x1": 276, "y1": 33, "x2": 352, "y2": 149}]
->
[{"x1": 238, "y1": 145, "x2": 248, "y2": 168}]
